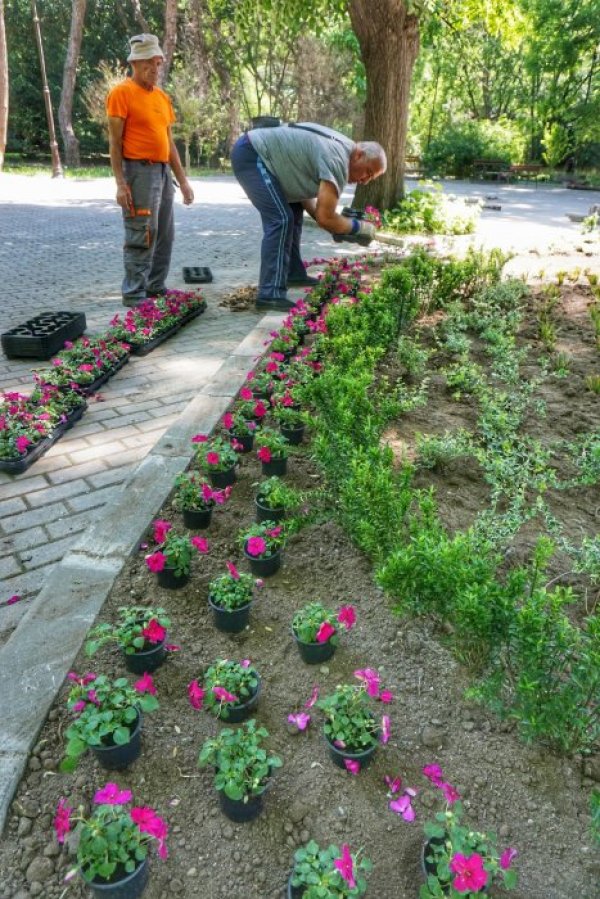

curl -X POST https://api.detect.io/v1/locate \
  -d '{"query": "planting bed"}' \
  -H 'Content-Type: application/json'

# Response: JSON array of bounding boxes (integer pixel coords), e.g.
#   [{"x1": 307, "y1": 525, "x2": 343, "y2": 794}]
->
[{"x1": 0, "y1": 260, "x2": 598, "y2": 899}]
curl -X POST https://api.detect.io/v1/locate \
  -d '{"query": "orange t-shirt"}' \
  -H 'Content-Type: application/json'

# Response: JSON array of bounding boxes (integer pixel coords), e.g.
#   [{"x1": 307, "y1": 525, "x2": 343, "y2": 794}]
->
[{"x1": 106, "y1": 79, "x2": 175, "y2": 163}]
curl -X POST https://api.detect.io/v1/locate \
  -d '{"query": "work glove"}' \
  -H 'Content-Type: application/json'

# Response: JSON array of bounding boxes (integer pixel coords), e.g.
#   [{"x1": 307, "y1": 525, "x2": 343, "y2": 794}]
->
[{"x1": 332, "y1": 218, "x2": 377, "y2": 247}]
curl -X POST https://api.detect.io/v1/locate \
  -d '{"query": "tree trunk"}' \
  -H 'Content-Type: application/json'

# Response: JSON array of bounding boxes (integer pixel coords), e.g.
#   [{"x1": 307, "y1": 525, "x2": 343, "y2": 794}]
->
[
  {"x1": 161, "y1": 0, "x2": 178, "y2": 84},
  {"x1": 349, "y1": 0, "x2": 420, "y2": 210},
  {"x1": 0, "y1": 0, "x2": 8, "y2": 170},
  {"x1": 130, "y1": 0, "x2": 149, "y2": 32},
  {"x1": 58, "y1": 0, "x2": 86, "y2": 167}
]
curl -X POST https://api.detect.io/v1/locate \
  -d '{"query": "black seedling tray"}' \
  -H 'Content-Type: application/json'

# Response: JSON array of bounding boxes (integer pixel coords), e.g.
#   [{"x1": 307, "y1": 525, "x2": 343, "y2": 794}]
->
[
  {"x1": 0, "y1": 400, "x2": 87, "y2": 475},
  {"x1": 129, "y1": 301, "x2": 207, "y2": 356},
  {"x1": 183, "y1": 266, "x2": 213, "y2": 284},
  {"x1": 2, "y1": 311, "x2": 86, "y2": 360}
]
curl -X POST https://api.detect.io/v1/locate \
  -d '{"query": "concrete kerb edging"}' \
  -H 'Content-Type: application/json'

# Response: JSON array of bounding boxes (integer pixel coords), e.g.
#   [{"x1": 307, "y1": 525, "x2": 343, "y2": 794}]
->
[{"x1": 0, "y1": 312, "x2": 285, "y2": 835}]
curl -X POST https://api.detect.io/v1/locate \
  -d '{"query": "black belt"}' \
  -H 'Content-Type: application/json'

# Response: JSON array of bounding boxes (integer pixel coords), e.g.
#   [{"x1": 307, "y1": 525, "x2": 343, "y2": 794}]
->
[{"x1": 124, "y1": 158, "x2": 166, "y2": 166}]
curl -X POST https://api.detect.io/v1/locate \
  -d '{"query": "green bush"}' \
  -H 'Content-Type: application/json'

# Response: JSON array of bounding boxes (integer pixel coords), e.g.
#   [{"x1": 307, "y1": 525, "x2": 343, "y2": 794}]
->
[{"x1": 423, "y1": 118, "x2": 526, "y2": 177}]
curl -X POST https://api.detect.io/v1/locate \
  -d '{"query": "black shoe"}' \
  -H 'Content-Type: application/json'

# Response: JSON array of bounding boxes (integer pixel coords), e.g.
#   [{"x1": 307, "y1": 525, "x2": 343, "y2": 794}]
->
[
  {"x1": 286, "y1": 275, "x2": 319, "y2": 287},
  {"x1": 256, "y1": 296, "x2": 297, "y2": 310}
]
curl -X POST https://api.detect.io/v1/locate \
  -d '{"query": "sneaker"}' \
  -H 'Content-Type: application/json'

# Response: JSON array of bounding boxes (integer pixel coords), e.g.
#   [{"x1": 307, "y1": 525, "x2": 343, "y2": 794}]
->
[
  {"x1": 256, "y1": 296, "x2": 297, "y2": 310},
  {"x1": 286, "y1": 275, "x2": 319, "y2": 287}
]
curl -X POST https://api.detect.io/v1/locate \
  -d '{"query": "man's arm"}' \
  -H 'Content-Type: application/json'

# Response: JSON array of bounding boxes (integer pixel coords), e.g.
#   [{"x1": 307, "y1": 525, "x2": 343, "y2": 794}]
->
[
  {"x1": 314, "y1": 181, "x2": 355, "y2": 234},
  {"x1": 107, "y1": 116, "x2": 133, "y2": 212},
  {"x1": 167, "y1": 128, "x2": 194, "y2": 206}
]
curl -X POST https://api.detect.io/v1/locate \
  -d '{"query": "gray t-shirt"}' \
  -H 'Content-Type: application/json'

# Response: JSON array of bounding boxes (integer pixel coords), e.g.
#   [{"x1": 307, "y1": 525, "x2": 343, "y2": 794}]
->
[{"x1": 248, "y1": 123, "x2": 354, "y2": 203}]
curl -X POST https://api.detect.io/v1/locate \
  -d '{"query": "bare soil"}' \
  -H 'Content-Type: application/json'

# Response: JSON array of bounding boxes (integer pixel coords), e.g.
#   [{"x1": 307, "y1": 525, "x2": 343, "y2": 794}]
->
[{"x1": 1, "y1": 268, "x2": 598, "y2": 899}]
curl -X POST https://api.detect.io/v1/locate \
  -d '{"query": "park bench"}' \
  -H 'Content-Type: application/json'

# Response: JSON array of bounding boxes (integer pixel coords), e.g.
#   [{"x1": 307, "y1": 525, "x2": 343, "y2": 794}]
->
[
  {"x1": 508, "y1": 163, "x2": 544, "y2": 185},
  {"x1": 404, "y1": 155, "x2": 425, "y2": 177},
  {"x1": 472, "y1": 159, "x2": 511, "y2": 181}
]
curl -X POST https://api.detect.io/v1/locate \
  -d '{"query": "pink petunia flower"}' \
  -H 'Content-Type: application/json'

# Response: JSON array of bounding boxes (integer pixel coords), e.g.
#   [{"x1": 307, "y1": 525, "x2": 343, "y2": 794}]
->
[
  {"x1": 191, "y1": 535, "x2": 209, "y2": 554},
  {"x1": 153, "y1": 519, "x2": 172, "y2": 544},
  {"x1": 165, "y1": 643, "x2": 180, "y2": 652},
  {"x1": 201, "y1": 482, "x2": 214, "y2": 503},
  {"x1": 441, "y1": 781, "x2": 461, "y2": 804},
  {"x1": 223, "y1": 412, "x2": 234, "y2": 430},
  {"x1": 187, "y1": 680, "x2": 204, "y2": 710},
  {"x1": 94, "y1": 783, "x2": 133, "y2": 805},
  {"x1": 334, "y1": 844, "x2": 356, "y2": 889},
  {"x1": 53, "y1": 798, "x2": 72, "y2": 844},
  {"x1": 389, "y1": 788, "x2": 417, "y2": 822},
  {"x1": 246, "y1": 536, "x2": 266, "y2": 557},
  {"x1": 344, "y1": 759, "x2": 360, "y2": 775},
  {"x1": 86, "y1": 690, "x2": 100, "y2": 706},
  {"x1": 422, "y1": 763, "x2": 444, "y2": 786},
  {"x1": 240, "y1": 659, "x2": 251, "y2": 668},
  {"x1": 380, "y1": 715, "x2": 391, "y2": 744},
  {"x1": 213, "y1": 686, "x2": 238, "y2": 703},
  {"x1": 130, "y1": 807, "x2": 168, "y2": 859},
  {"x1": 354, "y1": 667, "x2": 381, "y2": 697},
  {"x1": 337, "y1": 605, "x2": 356, "y2": 630},
  {"x1": 15, "y1": 436, "x2": 31, "y2": 454},
  {"x1": 206, "y1": 451, "x2": 220, "y2": 466},
  {"x1": 142, "y1": 618, "x2": 166, "y2": 644},
  {"x1": 68, "y1": 672, "x2": 96, "y2": 686},
  {"x1": 254, "y1": 400, "x2": 267, "y2": 417},
  {"x1": 226, "y1": 561, "x2": 240, "y2": 580},
  {"x1": 134, "y1": 673, "x2": 157, "y2": 695},
  {"x1": 239, "y1": 387, "x2": 253, "y2": 400},
  {"x1": 257, "y1": 446, "x2": 272, "y2": 463},
  {"x1": 71, "y1": 700, "x2": 86, "y2": 714},
  {"x1": 316, "y1": 620, "x2": 335, "y2": 643},
  {"x1": 287, "y1": 712, "x2": 311, "y2": 731},
  {"x1": 304, "y1": 685, "x2": 319, "y2": 709},
  {"x1": 500, "y1": 847, "x2": 518, "y2": 870},
  {"x1": 449, "y1": 853, "x2": 488, "y2": 893},
  {"x1": 266, "y1": 526, "x2": 282, "y2": 537},
  {"x1": 146, "y1": 551, "x2": 166, "y2": 573},
  {"x1": 191, "y1": 433, "x2": 208, "y2": 442}
]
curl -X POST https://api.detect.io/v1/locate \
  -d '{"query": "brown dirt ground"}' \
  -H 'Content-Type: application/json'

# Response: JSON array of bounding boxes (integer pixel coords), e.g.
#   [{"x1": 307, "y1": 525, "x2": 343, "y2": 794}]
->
[{"x1": 1, "y1": 266, "x2": 598, "y2": 899}]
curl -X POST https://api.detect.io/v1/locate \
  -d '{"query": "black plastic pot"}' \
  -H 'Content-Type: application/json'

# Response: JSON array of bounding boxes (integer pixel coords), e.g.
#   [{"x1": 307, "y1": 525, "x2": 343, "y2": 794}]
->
[
  {"x1": 243, "y1": 546, "x2": 282, "y2": 577},
  {"x1": 182, "y1": 506, "x2": 213, "y2": 529},
  {"x1": 208, "y1": 465, "x2": 237, "y2": 488},
  {"x1": 88, "y1": 857, "x2": 149, "y2": 898},
  {"x1": 219, "y1": 790, "x2": 264, "y2": 823},
  {"x1": 156, "y1": 566, "x2": 190, "y2": 590},
  {"x1": 91, "y1": 710, "x2": 142, "y2": 771},
  {"x1": 325, "y1": 730, "x2": 378, "y2": 772},
  {"x1": 255, "y1": 497, "x2": 285, "y2": 524},
  {"x1": 208, "y1": 595, "x2": 253, "y2": 633},
  {"x1": 261, "y1": 455, "x2": 288, "y2": 477},
  {"x1": 293, "y1": 631, "x2": 336, "y2": 665},
  {"x1": 123, "y1": 639, "x2": 167, "y2": 675},
  {"x1": 217, "y1": 677, "x2": 261, "y2": 723},
  {"x1": 287, "y1": 875, "x2": 304, "y2": 899},
  {"x1": 280, "y1": 424, "x2": 305, "y2": 446},
  {"x1": 229, "y1": 431, "x2": 254, "y2": 454}
]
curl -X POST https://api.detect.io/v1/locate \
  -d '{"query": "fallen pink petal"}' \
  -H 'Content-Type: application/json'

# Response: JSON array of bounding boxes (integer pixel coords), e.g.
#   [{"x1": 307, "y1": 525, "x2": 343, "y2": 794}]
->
[
  {"x1": 344, "y1": 759, "x2": 360, "y2": 775},
  {"x1": 287, "y1": 712, "x2": 311, "y2": 731}
]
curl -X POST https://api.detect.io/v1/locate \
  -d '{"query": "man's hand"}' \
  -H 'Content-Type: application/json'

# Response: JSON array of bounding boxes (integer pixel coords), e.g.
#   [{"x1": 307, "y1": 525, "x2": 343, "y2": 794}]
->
[
  {"x1": 333, "y1": 219, "x2": 377, "y2": 246},
  {"x1": 180, "y1": 179, "x2": 194, "y2": 206},
  {"x1": 116, "y1": 183, "x2": 134, "y2": 213}
]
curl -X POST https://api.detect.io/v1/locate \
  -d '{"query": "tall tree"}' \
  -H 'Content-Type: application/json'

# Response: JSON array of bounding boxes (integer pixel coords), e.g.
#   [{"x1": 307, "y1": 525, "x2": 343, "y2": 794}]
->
[
  {"x1": 58, "y1": 0, "x2": 86, "y2": 167},
  {"x1": 0, "y1": 0, "x2": 8, "y2": 169},
  {"x1": 130, "y1": 0, "x2": 149, "y2": 32},
  {"x1": 161, "y1": 0, "x2": 178, "y2": 84}
]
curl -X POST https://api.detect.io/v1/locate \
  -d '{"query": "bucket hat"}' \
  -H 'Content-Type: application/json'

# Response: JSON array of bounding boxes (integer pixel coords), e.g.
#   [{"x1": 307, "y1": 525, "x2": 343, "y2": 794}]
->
[{"x1": 127, "y1": 33, "x2": 165, "y2": 62}]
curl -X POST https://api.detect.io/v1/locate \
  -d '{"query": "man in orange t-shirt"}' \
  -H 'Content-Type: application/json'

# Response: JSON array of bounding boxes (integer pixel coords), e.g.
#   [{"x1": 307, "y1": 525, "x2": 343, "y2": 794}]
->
[{"x1": 106, "y1": 34, "x2": 194, "y2": 305}]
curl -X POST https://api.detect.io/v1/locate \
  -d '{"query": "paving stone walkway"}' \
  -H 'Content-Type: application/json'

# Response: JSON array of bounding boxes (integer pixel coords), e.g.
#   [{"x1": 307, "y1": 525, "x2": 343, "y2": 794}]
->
[{"x1": 0, "y1": 171, "x2": 596, "y2": 830}]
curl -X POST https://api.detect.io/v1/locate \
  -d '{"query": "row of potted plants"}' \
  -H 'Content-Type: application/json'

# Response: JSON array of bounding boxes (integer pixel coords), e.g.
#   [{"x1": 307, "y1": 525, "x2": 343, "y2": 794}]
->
[
  {"x1": 2, "y1": 290, "x2": 205, "y2": 472},
  {"x1": 52, "y1": 257, "x2": 519, "y2": 897}
]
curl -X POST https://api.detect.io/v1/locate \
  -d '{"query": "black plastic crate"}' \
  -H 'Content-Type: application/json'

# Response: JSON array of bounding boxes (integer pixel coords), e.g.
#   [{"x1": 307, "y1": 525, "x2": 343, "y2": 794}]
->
[
  {"x1": 182, "y1": 266, "x2": 213, "y2": 284},
  {"x1": 2, "y1": 311, "x2": 86, "y2": 360}
]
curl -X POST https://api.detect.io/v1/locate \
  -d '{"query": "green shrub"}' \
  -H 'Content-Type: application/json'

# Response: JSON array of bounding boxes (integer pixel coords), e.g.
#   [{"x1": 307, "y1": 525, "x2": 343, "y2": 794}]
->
[{"x1": 423, "y1": 118, "x2": 525, "y2": 177}]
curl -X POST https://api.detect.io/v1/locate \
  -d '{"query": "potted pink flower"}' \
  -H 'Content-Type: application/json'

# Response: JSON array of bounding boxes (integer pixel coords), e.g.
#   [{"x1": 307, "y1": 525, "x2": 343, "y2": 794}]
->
[
  {"x1": 420, "y1": 764, "x2": 518, "y2": 896},
  {"x1": 239, "y1": 521, "x2": 285, "y2": 577},
  {"x1": 54, "y1": 784, "x2": 167, "y2": 898},
  {"x1": 192, "y1": 433, "x2": 238, "y2": 487},
  {"x1": 145, "y1": 518, "x2": 209, "y2": 589},
  {"x1": 292, "y1": 601, "x2": 356, "y2": 664},
  {"x1": 255, "y1": 426, "x2": 290, "y2": 476}
]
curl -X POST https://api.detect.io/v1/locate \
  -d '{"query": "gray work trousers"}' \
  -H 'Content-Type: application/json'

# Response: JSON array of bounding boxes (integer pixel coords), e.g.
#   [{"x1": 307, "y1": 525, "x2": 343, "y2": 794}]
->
[{"x1": 121, "y1": 160, "x2": 175, "y2": 302}]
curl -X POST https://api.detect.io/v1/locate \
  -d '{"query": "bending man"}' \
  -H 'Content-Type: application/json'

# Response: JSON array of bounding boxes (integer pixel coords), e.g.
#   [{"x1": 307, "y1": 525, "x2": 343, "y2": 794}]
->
[
  {"x1": 231, "y1": 122, "x2": 386, "y2": 310},
  {"x1": 107, "y1": 33, "x2": 194, "y2": 306}
]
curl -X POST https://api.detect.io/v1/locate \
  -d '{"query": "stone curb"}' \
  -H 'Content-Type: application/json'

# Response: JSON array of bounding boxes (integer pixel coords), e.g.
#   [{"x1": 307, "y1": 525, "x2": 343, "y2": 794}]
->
[{"x1": 0, "y1": 313, "x2": 283, "y2": 834}]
